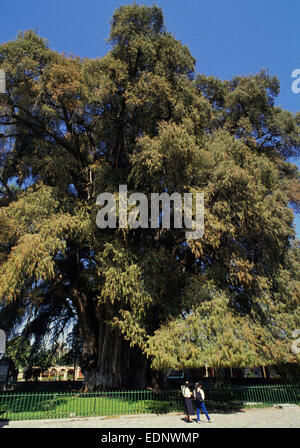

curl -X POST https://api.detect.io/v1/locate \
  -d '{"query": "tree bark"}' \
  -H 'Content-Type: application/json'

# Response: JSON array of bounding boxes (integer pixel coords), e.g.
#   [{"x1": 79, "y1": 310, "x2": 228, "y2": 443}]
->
[
  {"x1": 74, "y1": 293, "x2": 148, "y2": 390},
  {"x1": 82, "y1": 329, "x2": 148, "y2": 391}
]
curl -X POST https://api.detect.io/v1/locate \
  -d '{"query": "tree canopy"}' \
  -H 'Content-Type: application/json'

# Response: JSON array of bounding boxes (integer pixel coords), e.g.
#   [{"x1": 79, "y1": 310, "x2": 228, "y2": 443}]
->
[{"x1": 0, "y1": 4, "x2": 299, "y2": 389}]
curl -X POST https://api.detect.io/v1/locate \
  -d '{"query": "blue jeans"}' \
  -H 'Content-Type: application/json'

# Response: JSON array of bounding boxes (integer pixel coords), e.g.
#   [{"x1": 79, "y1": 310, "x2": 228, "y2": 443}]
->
[{"x1": 195, "y1": 400, "x2": 210, "y2": 421}]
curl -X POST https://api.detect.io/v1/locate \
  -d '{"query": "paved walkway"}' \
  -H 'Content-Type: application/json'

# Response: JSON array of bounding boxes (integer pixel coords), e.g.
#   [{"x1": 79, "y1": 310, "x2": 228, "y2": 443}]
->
[{"x1": 1, "y1": 405, "x2": 299, "y2": 428}]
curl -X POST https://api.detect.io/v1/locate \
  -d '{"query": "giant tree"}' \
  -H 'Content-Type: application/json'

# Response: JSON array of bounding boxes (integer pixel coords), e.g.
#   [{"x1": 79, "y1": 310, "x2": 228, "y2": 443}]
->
[{"x1": 0, "y1": 4, "x2": 299, "y2": 390}]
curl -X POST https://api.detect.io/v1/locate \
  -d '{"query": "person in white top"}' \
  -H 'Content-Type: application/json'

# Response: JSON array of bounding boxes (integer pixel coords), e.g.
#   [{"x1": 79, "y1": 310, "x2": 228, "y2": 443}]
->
[
  {"x1": 193, "y1": 382, "x2": 213, "y2": 423},
  {"x1": 181, "y1": 381, "x2": 194, "y2": 422}
]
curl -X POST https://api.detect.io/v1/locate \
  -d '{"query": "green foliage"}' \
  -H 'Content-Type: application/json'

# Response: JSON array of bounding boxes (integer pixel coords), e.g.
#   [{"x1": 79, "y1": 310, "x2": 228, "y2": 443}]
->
[
  {"x1": 6, "y1": 337, "x2": 31, "y2": 369},
  {"x1": 0, "y1": 4, "x2": 299, "y2": 384},
  {"x1": 6, "y1": 336, "x2": 55, "y2": 371}
]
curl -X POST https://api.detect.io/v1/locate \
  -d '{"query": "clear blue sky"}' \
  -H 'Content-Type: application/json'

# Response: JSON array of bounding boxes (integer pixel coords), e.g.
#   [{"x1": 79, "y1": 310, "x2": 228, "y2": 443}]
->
[{"x1": 1, "y1": 0, "x2": 299, "y2": 235}]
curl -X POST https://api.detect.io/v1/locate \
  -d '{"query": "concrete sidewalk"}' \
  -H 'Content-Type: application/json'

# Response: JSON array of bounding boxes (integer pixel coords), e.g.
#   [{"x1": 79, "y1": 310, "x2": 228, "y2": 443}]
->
[{"x1": 1, "y1": 405, "x2": 300, "y2": 428}]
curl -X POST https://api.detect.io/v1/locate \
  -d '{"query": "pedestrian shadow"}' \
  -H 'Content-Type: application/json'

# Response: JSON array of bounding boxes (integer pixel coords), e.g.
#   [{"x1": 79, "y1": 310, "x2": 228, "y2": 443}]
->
[
  {"x1": 180, "y1": 401, "x2": 247, "y2": 416},
  {"x1": 0, "y1": 420, "x2": 9, "y2": 428},
  {"x1": 206, "y1": 401, "x2": 246, "y2": 414},
  {"x1": 180, "y1": 418, "x2": 195, "y2": 424}
]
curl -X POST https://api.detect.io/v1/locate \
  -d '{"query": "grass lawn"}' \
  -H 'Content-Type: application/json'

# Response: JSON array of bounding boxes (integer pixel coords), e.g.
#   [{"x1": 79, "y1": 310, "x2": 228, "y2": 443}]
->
[
  {"x1": 0, "y1": 393, "x2": 183, "y2": 421},
  {"x1": 1, "y1": 388, "x2": 299, "y2": 421}
]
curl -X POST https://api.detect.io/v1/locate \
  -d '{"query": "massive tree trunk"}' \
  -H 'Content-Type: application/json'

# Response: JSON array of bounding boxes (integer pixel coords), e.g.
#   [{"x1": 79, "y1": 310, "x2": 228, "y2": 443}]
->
[
  {"x1": 74, "y1": 292, "x2": 148, "y2": 390},
  {"x1": 82, "y1": 329, "x2": 148, "y2": 391}
]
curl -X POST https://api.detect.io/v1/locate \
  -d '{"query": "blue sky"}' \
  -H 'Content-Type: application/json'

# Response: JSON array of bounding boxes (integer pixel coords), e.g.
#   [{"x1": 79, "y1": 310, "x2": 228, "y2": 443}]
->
[{"x1": 1, "y1": 0, "x2": 299, "y2": 235}]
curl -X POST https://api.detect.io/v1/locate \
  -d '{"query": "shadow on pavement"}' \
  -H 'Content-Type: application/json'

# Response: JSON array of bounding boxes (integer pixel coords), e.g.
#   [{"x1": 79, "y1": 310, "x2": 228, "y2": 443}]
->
[
  {"x1": 205, "y1": 401, "x2": 247, "y2": 414},
  {"x1": 179, "y1": 418, "x2": 194, "y2": 424},
  {"x1": 0, "y1": 420, "x2": 9, "y2": 428}
]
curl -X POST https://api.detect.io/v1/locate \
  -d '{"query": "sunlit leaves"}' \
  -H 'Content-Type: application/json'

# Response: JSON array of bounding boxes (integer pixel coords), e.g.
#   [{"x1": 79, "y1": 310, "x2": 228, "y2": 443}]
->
[{"x1": 0, "y1": 4, "x2": 299, "y2": 380}]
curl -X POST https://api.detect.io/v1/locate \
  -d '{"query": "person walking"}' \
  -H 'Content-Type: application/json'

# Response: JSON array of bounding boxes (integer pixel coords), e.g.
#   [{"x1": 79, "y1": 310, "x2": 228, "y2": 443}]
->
[
  {"x1": 193, "y1": 382, "x2": 213, "y2": 423},
  {"x1": 181, "y1": 381, "x2": 195, "y2": 422}
]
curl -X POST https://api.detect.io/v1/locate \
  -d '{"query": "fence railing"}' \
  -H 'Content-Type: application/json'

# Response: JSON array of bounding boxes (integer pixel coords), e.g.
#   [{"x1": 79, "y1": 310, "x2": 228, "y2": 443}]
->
[
  {"x1": 204, "y1": 384, "x2": 300, "y2": 405},
  {"x1": 0, "y1": 385, "x2": 299, "y2": 421}
]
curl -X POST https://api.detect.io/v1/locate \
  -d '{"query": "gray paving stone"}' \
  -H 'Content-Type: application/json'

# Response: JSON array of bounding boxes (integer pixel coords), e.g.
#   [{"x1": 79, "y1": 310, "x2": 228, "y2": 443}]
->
[{"x1": 1, "y1": 406, "x2": 300, "y2": 428}]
